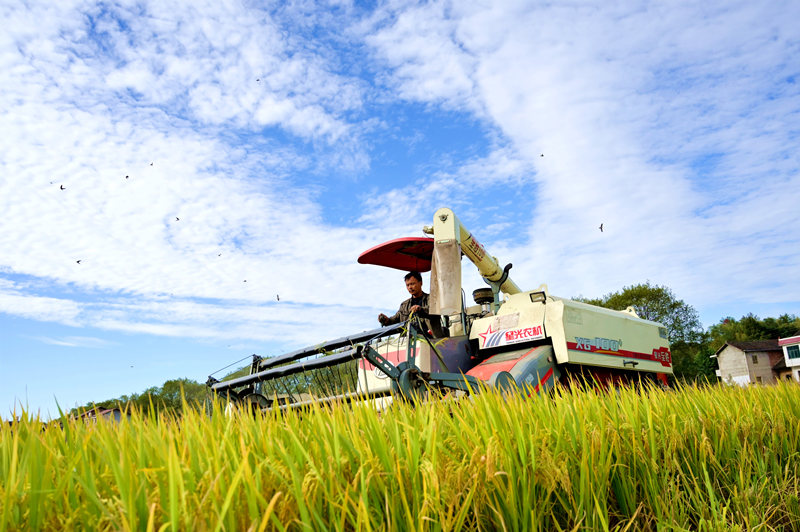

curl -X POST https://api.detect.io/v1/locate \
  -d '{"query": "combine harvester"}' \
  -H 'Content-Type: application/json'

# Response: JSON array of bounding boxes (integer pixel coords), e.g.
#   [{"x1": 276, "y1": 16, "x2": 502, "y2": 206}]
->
[{"x1": 208, "y1": 208, "x2": 672, "y2": 410}]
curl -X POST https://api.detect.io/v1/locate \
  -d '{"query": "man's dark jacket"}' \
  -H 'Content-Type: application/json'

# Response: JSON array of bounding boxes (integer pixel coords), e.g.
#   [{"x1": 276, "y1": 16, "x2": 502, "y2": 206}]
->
[
  {"x1": 382, "y1": 292, "x2": 444, "y2": 336},
  {"x1": 382, "y1": 292, "x2": 430, "y2": 325}
]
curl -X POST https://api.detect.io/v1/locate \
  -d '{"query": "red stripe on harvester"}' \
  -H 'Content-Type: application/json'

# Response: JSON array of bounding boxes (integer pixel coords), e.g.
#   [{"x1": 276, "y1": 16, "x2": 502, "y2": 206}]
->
[
  {"x1": 565, "y1": 342, "x2": 672, "y2": 367},
  {"x1": 534, "y1": 367, "x2": 554, "y2": 393}
]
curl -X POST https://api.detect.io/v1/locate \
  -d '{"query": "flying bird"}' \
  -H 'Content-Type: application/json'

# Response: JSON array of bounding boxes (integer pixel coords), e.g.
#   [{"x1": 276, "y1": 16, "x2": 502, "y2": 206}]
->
[
  {"x1": 599, "y1": 223, "x2": 604, "y2": 232},
  {"x1": 175, "y1": 217, "x2": 180, "y2": 221},
  {"x1": 243, "y1": 280, "x2": 247, "y2": 282},
  {"x1": 276, "y1": 294, "x2": 280, "y2": 301},
  {"x1": 540, "y1": 153, "x2": 544, "y2": 157},
  {"x1": 125, "y1": 175, "x2": 129, "y2": 179},
  {"x1": 60, "y1": 185, "x2": 65, "y2": 190},
  {"x1": 150, "y1": 162, "x2": 153, "y2": 166},
  {"x1": 76, "y1": 260, "x2": 81, "y2": 264}
]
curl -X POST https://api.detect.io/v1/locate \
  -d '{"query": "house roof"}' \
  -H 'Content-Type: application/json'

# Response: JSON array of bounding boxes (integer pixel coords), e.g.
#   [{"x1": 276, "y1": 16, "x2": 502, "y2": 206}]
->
[
  {"x1": 714, "y1": 339, "x2": 782, "y2": 357},
  {"x1": 778, "y1": 334, "x2": 800, "y2": 347},
  {"x1": 727, "y1": 340, "x2": 780, "y2": 352},
  {"x1": 75, "y1": 407, "x2": 121, "y2": 419}
]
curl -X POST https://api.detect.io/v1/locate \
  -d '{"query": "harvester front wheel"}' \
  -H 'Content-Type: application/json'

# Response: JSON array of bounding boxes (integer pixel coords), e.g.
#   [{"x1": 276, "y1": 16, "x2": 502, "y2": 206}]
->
[
  {"x1": 242, "y1": 393, "x2": 270, "y2": 413},
  {"x1": 394, "y1": 364, "x2": 427, "y2": 404}
]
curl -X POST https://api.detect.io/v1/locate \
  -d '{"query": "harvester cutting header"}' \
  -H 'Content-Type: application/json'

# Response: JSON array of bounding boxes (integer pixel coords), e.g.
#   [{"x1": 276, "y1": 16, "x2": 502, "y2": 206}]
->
[{"x1": 208, "y1": 208, "x2": 671, "y2": 410}]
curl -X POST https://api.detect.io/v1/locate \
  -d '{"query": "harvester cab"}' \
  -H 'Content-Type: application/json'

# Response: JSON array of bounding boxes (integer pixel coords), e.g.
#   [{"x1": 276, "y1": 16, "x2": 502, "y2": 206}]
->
[{"x1": 207, "y1": 207, "x2": 672, "y2": 411}]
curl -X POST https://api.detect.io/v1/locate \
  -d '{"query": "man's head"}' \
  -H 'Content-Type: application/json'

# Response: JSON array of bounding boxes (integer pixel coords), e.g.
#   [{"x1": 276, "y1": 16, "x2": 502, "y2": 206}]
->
[{"x1": 404, "y1": 271, "x2": 423, "y2": 298}]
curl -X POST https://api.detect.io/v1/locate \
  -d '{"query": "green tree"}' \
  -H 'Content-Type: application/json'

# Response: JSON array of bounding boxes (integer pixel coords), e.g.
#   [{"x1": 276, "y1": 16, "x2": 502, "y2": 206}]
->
[
  {"x1": 70, "y1": 378, "x2": 211, "y2": 417},
  {"x1": 159, "y1": 378, "x2": 208, "y2": 413},
  {"x1": 577, "y1": 282, "x2": 703, "y2": 343}
]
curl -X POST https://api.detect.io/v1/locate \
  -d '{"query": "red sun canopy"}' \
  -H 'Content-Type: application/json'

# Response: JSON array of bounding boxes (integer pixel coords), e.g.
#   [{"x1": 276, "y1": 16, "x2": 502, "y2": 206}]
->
[{"x1": 357, "y1": 237, "x2": 434, "y2": 272}]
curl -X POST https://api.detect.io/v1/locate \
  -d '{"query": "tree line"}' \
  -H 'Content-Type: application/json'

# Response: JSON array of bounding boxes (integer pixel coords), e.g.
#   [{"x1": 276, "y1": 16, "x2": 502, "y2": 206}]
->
[
  {"x1": 68, "y1": 378, "x2": 211, "y2": 418},
  {"x1": 73, "y1": 282, "x2": 800, "y2": 415}
]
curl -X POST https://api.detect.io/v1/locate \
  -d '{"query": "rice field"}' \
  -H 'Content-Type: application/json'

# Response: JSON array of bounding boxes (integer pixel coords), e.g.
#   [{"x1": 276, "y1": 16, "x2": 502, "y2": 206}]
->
[{"x1": 2, "y1": 382, "x2": 800, "y2": 531}]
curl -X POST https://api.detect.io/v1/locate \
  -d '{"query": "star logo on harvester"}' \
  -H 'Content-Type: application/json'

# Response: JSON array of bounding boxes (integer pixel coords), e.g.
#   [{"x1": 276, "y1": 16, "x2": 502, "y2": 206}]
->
[
  {"x1": 479, "y1": 324, "x2": 503, "y2": 348},
  {"x1": 478, "y1": 324, "x2": 494, "y2": 346}
]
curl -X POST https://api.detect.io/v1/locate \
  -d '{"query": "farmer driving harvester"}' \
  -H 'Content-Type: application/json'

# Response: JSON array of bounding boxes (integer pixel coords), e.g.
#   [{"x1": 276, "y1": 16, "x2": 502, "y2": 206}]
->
[{"x1": 378, "y1": 271, "x2": 444, "y2": 337}]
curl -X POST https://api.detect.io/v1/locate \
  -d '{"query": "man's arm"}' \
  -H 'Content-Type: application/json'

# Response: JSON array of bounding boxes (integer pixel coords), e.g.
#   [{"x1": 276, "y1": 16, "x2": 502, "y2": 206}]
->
[{"x1": 378, "y1": 299, "x2": 411, "y2": 326}]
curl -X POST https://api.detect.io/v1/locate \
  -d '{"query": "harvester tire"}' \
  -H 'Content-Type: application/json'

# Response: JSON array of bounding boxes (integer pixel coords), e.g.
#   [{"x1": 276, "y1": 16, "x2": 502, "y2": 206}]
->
[
  {"x1": 395, "y1": 366, "x2": 426, "y2": 404},
  {"x1": 242, "y1": 393, "x2": 270, "y2": 413},
  {"x1": 488, "y1": 371, "x2": 517, "y2": 394}
]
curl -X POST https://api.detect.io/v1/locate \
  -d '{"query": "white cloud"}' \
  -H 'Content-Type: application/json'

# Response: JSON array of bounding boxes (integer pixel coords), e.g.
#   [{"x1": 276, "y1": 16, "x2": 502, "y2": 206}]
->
[
  {"x1": 364, "y1": 1, "x2": 800, "y2": 309},
  {"x1": 0, "y1": 0, "x2": 400, "y2": 350},
  {"x1": 34, "y1": 336, "x2": 113, "y2": 348},
  {"x1": 5, "y1": 0, "x2": 365, "y2": 144},
  {"x1": 0, "y1": 292, "x2": 81, "y2": 325},
  {"x1": 0, "y1": 285, "x2": 392, "y2": 349},
  {"x1": 365, "y1": 1, "x2": 479, "y2": 112},
  {"x1": 356, "y1": 145, "x2": 532, "y2": 231}
]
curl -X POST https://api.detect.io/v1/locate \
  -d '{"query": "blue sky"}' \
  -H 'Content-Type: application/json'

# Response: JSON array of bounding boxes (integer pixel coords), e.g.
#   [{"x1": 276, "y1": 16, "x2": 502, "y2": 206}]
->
[{"x1": 2, "y1": 0, "x2": 799, "y2": 419}]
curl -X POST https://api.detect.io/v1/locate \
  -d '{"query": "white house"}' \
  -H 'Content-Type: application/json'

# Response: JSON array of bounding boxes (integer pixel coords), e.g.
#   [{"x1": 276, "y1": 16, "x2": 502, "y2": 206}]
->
[
  {"x1": 714, "y1": 340, "x2": 787, "y2": 386},
  {"x1": 778, "y1": 334, "x2": 800, "y2": 381}
]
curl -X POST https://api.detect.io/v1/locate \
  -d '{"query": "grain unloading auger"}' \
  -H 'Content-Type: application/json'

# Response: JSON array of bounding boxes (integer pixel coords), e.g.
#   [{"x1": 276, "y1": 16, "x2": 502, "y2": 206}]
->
[{"x1": 207, "y1": 207, "x2": 673, "y2": 411}]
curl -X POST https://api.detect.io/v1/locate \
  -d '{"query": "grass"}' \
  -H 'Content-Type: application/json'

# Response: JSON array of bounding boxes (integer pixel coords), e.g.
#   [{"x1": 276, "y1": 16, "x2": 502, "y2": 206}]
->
[{"x1": 2, "y1": 382, "x2": 800, "y2": 530}]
